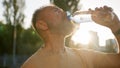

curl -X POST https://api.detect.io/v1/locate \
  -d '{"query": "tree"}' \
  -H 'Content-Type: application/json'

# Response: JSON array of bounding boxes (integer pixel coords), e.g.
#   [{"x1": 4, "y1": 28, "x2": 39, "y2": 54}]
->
[
  {"x1": 3, "y1": 0, "x2": 25, "y2": 52},
  {"x1": 17, "y1": 28, "x2": 43, "y2": 55},
  {"x1": 2, "y1": 0, "x2": 43, "y2": 56},
  {"x1": 51, "y1": 0, "x2": 80, "y2": 13},
  {"x1": 2, "y1": 0, "x2": 25, "y2": 67},
  {"x1": 3, "y1": 0, "x2": 25, "y2": 25},
  {"x1": 0, "y1": 21, "x2": 13, "y2": 55}
]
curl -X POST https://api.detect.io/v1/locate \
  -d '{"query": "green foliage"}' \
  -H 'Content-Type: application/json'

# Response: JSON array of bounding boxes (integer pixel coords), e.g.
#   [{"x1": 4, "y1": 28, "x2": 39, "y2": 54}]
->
[
  {"x1": 2, "y1": 0, "x2": 25, "y2": 56},
  {"x1": 17, "y1": 28, "x2": 43, "y2": 55},
  {"x1": 1, "y1": 0, "x2": 43, "y2": 56},
  {"x1": 0, "y1": 22, "x2": 43, "y2": 55},
  {"x1": 0, "y1": 22, "x2": 13, "y2": 55},
  {"x1": 3, "y1": 0, "x2": 25, "y2": 25},
  {"x1": 52, "y1": 0, "x2": 80, "y2": 13}
]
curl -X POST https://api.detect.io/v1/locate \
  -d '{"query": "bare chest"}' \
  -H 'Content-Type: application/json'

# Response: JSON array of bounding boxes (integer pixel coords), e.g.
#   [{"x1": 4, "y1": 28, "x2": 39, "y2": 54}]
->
[{"x1": 34, "y1": 50, "x2": 85, "y2": 68}]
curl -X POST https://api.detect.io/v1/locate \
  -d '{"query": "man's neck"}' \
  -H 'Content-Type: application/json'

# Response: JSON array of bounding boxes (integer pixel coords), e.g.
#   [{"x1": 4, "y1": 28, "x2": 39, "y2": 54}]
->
[{"x1": 42, "y1": 34, "x2": 66, "y2": 54}]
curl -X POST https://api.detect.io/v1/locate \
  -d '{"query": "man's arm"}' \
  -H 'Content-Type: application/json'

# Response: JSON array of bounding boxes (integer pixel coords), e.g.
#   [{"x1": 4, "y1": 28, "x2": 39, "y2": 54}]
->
[
  {"x1": 89, "y1": 50, "x2": 120, "y2": 68},
  {"x1": 91, "y1": 6, "x2": 120, "y2": 52},
  {"x1": 89, "y1": 6, "x2": 120, "y2": 68},
  {"x1": 79, "y1": 48, "x2": 120, "y2": 68}
]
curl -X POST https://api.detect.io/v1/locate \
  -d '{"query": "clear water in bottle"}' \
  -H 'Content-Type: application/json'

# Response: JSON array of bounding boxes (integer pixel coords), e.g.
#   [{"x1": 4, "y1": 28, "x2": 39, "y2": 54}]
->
[{"x1": 67, "y1": 11, "x2": 93, "y2": 24}]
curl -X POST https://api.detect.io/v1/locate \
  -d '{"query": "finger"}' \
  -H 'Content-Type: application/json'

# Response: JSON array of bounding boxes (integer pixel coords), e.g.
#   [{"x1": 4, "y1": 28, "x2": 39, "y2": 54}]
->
[
  {"x1": 95, "y1": 7, "x2": 104, "y2": 12},
  {"x1": 95, "y1": 7, "x2": 100, "y2": 11},
  {"x1": 88, "y1": 8, "x2": 92, "y2": 11},
  {"x1": 103, "y1": 5, "x2": 113, "y2": 11},
  {"x1": 88, "y1": 8, "x2": 94, "y2": 13}
]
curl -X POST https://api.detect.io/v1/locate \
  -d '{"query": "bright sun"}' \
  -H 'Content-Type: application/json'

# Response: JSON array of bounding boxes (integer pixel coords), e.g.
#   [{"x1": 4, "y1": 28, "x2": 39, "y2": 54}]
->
[
  {"x1": 72, "y1": 28, "x2": 91, "y2": 45},
  {"x1": 71, "y1": 22, "x2": 115, "y2": 47},
  {"x1": 71, "y1": 0, "x2": 119, "y2": 48}
]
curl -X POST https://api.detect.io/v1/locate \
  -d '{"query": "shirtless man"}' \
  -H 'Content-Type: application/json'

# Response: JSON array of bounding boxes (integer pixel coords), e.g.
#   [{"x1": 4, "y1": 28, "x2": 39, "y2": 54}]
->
[{"x1": 21, "y1": 4, "x2": 120, "y2": 68}]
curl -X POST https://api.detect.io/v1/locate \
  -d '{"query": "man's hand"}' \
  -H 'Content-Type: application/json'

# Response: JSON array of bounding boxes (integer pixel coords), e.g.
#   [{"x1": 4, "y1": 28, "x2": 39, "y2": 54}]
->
[{"x1": 91, "y1": 6, "x2": 120, "y2": 33}]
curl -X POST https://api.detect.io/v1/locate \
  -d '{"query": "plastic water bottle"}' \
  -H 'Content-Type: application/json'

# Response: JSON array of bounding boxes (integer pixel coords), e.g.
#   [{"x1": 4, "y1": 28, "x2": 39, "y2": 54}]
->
[
  {"x1": 67, "y1": 11, "x2": 93, "y2": 24},
  {"x1": 67, "y1": 10, "x2": 115, "y2": 24}
]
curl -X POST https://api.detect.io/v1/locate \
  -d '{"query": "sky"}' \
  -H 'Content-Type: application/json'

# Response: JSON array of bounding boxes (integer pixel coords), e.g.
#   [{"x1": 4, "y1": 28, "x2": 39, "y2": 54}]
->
[
  {"x1": 0, "y1": 0, "x2": 120, "y2": 29},
  {"x1": 0, "y1": 0, "x2": 4, "y2": 22},
  {"x1": 80, "y1": 0, "x2": 120, "y2": 18},
  {"x1": 0, "y1": 0, "x2": 50, "y2": 29},
  {"x1": 23, "y1": 0, "x2": 50, "y2": 29}
]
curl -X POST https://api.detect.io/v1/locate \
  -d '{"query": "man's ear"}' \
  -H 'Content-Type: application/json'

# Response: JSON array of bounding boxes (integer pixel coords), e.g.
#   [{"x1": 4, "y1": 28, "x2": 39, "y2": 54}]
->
[{"x1": 36, "y1": 21, "x2": 48, "y2": 30}]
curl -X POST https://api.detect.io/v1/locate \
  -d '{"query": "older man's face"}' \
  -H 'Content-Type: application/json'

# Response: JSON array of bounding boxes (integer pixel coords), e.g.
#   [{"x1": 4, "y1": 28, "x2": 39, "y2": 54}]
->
[{"x1": 42, "y1": 6, "x2": 75, "y2": 35}]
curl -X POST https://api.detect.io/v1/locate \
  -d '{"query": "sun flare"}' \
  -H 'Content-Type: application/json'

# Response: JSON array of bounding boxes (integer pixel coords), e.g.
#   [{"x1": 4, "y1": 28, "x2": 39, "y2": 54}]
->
[
  {"x1": 72, "y1": 28, "x2": 91, "y2": 45},
  {"x1": 71, "y1": 23, "x2": 115, "y2": 47}
]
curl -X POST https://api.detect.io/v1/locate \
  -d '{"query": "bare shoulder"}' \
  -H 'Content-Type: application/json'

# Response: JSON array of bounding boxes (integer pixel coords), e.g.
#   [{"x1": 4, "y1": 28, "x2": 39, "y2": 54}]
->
[
  {"x1": 70, "y1": 48, "x2": 109, "y2": 60},
  {"x1": 21, "y1": 49, "x2": 43, "y2": 68},
  {"x1": 70, "y1": 48, "x2": 97, "y2": 55},
  {"x1": 66, "y1": 47, "x2": 99, "y2": 59},
  {"x1": 21, "y1": 48, "x2": 49, "y2": 68},
  {"x1": 20, "y1": 54, "x2": 37, "y2": 68},
  {"x1": 72, "y1": 48, "x2": 120, "y2": 68}
]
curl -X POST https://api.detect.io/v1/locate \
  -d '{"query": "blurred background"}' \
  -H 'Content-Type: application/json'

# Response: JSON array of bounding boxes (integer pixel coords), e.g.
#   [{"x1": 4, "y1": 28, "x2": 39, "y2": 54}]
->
[{"x1": 0, "y1": 0, "x2": 120, "y2": 68}]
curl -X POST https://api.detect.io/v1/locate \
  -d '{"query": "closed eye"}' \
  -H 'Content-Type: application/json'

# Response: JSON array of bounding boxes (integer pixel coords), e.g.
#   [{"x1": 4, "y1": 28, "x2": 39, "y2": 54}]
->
[{"x1": 53, "y1": 7, "x2": 62, "y2": 15}]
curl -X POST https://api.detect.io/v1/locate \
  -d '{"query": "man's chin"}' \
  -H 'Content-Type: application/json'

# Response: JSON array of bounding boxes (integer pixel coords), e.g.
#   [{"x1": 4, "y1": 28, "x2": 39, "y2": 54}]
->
[{"x1": 64, "y1": 26, "x2": 77, "y2": 38}]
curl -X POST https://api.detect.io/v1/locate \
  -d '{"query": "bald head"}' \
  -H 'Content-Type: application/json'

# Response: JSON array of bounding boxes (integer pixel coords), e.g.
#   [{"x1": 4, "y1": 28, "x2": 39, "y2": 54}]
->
[
  {"x1": 32, "y1": 5, "x2": 54, "y2": 29},
  {"x1": 32, "y1": 5, "x2": 65, "y2": 30},
  {"x1": 32, "y1": 4, "x2": 74, "y2": 37}
]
